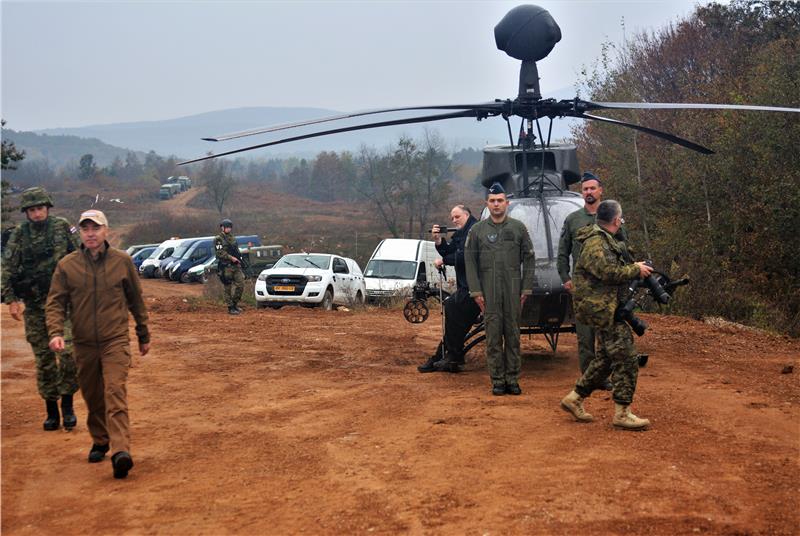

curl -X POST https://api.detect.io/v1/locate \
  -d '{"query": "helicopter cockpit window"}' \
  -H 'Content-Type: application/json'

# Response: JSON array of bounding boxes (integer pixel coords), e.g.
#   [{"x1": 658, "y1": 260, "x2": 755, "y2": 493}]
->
[
  {"x1": 506, "y1": 198, "x2": 583, "y2": 259},
  {"x1": 364, "y1": 260, "x2": 417, "y2": 280},
  {"x1": 515, "y1": 152, "x2": 556, "y2": 173}
]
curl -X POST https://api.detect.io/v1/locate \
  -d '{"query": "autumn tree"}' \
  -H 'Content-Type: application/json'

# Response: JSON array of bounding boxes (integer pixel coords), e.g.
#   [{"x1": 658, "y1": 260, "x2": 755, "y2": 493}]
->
[{"x1": 572, "y1": 0, "x2": 800, "y2": 334}]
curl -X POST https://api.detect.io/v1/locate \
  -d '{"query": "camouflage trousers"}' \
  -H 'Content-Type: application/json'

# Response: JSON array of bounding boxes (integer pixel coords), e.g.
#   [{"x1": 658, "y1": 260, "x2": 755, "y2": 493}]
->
[
  {"x1": 23, "y1": 305, "x2": 78, "y2": 401},
  {"x1": 220, "y1": 265, "x2": 244, "y2": 307},
  {"x1": 576, "y1": 322, "x2": 596, "y2": 373},
  {"x1": 575, "y1": 322, "x2": 638, "y2": 405}
]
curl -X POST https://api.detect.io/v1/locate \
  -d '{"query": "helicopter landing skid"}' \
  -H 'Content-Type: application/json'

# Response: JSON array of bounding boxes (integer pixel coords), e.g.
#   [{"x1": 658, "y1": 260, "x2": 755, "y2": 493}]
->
[{"x1": 463, "y1": 323, "x2": 576, "y2": 354}]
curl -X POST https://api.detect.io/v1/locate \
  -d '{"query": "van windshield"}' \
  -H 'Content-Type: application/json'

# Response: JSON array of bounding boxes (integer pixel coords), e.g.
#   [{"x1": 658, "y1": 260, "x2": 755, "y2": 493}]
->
[
  {"x1": 364, "y1": 260, "x2": 417, "y2": 280},
  {"x1": 173, "y1": 244, "x2": 193, "y2": 258},
  {"x1": 158, "y1": 247, "x2": 174, "y2": 260}
]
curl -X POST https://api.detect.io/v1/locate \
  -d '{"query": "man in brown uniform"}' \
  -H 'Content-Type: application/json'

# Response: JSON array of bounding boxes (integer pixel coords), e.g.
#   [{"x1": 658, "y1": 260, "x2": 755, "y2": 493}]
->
[{"x1": 46, "y1": 209, "x2": 150, "y2": 479}]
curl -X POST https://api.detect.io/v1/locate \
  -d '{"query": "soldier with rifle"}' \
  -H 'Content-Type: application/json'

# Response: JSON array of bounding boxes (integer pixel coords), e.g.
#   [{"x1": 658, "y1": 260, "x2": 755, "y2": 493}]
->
[
  {"x1": 215, "y1": 218, "x2": 245, "y2": 315},
  {"x1": 1, "y1": 187, "x2": 81, "y2": 431}
]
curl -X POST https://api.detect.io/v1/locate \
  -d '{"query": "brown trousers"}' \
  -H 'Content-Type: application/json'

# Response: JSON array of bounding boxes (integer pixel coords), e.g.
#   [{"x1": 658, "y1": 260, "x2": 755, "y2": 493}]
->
[{"x1": 74, "y1": 339, "x2": 131, "y2": 454}]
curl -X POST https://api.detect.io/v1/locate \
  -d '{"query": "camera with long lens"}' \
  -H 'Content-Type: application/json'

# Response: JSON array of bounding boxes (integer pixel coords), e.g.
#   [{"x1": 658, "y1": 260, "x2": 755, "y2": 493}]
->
[
  {"x1": 428, "y1": 226, "x2": 457, "y2": 234},
  {"x1": 615, "y1": 261, "x2": 689, "y2": 337}
]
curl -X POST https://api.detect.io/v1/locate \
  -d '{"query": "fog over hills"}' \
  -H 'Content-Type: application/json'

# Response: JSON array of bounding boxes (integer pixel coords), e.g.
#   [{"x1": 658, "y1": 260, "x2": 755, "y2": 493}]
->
[{"x1": 34, "y1": 103, "x2": 578, "y2": 161}]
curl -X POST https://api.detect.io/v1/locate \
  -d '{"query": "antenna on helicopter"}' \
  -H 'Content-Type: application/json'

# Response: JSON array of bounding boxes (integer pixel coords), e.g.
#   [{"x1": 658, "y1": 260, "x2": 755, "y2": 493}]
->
[{"x1": 494, "y1": 5, "x2": 562, "y2": 101}]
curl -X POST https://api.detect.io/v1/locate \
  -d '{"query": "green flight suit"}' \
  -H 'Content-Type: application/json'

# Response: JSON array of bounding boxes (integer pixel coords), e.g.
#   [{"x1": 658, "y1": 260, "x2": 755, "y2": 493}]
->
[
  {"x1": 1, "y1": 216, "x2": 80, "y2": 400},
  {"x1": 465, "y1": 216, "x2": 536, "y2": 388},
  {"x1": 214, "y1": 232, "x2": 244, "y2": 308},
  {"x1": 557, "y1": 207, "x2": 629, "y2": 373},
  {"x1": 571, "y1": 224, "x2": 641, "y2": 405}
]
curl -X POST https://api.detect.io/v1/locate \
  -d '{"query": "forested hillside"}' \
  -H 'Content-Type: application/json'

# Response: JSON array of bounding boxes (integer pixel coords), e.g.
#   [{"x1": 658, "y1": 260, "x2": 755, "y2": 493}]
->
[
  {"x1": 3, "y1": 128, "x2": 147, "y2": 168},
  {"x1": 572, "y1": 1, "x2": 799, "y2": 334}
]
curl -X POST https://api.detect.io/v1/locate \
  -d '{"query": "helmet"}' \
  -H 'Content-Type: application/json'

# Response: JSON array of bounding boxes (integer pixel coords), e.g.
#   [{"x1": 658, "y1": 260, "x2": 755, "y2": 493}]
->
[
  {"x1": 219, "y1": 218, "x2": 233, "y2": 228},
  {"x1": 19, "y1": 187, "x2": 54, "y2": 212}
]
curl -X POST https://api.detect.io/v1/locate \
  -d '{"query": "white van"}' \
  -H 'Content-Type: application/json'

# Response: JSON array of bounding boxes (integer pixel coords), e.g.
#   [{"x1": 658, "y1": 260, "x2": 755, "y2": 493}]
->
[
  {"x1": 364, "y1": 239, "x2": 455, "y2": 302},
  {"x1": 139, "y1": 238, "x2": 182, "y2": 278}
]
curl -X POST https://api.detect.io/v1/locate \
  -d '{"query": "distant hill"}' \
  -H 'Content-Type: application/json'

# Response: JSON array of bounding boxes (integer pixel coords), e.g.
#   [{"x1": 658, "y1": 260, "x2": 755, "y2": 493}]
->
[
  {"x1": 35, "y1": 103, "x2": 579, "y2": 160},
  {"x1": 4, "y1": 129, "x2": 146, "y2": 168}
]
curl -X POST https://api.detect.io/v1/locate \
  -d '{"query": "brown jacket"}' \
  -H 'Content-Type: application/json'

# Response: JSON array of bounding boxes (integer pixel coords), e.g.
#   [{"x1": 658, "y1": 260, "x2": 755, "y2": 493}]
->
[{"x1": 46, "y1": 242, "x2": 150, "y2": 345}]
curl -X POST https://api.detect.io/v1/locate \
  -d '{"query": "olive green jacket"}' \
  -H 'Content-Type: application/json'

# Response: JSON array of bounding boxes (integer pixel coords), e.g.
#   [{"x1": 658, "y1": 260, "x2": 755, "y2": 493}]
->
[
  {"x1": 573, "y1": 224, "x2": 639, "y2": 328},
  {"x1": 214, "y1": 232, "x2": 239, "y2": 265},
  {"x1": 464, "y1": 216, "x2": 536, "y2": 299},
  {"x1": 1, "y1": 216, "x2": 79, "y2": 305},
  {"x1": 557, "y1": 206, "x2": 630, "y2": 284}
]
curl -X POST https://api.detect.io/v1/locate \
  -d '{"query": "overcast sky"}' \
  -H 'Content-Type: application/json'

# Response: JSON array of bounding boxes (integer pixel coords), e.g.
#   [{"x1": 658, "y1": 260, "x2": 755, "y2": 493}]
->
[{"x1": 2, "y1": 0, "x2": 711, "y2": 131}]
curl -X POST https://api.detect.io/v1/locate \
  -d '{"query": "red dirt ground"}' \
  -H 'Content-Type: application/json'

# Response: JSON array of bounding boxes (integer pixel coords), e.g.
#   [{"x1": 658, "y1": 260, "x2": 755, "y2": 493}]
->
[{"x1": 2, "y1": 279, "x2": 798, "y2": 535}]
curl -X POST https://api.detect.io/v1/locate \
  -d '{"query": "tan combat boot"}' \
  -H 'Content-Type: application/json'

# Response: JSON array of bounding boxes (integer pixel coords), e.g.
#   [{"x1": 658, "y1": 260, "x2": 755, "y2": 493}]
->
[
  {"x1": 560, "y1": 390, "x2": 594, "y2": 422},
  {"x1": 613, "y1": 403, "x2": 650, "y2": 430}
]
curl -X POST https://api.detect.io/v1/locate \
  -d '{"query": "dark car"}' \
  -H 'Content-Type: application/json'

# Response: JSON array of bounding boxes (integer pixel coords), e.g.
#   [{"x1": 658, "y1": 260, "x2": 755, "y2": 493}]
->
[
  {"x1": 130, "y1": 246, "x2": 157, "y2": 270},
  {"x1": 158, "y1": 237, "x2": 212, "y2": 279},
  {"x1": 169, "y1": 239, "x2": 214, "y2": 283}
]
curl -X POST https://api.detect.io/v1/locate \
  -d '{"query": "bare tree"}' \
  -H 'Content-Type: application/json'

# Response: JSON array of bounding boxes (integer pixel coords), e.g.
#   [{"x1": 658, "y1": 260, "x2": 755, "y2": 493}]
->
[{"x1": 199, "y1": 154, "x2": 235, "y2": 214}]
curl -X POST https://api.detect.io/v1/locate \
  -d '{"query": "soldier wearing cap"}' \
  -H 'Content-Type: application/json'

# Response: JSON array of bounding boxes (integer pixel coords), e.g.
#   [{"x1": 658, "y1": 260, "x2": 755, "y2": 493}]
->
[
  {"x1": 464, "y1": 182, "x2": 536, "y2": 396},
  {"x1": 1, "y1": 186, "x2": 80, "y2": 431},
  {"x1": 46, "y1": 209, "x2": 150, "y2": 479},
  {"x1": 557, "y1": 172, "x2": 628, "y2": 384},
  {"x1": 214, "y1": 218, "x2": 244, "y2": 315}
]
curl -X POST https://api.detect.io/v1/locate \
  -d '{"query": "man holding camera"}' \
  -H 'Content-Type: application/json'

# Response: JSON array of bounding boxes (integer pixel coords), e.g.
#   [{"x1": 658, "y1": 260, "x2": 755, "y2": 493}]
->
[
  {"x1": 558, "y1": 172, "x2": 628, "y2": 383},
  {"x1": 465, "y1": 183, "x2": 536, "y2": 396},
  {"x1": 560, "y1": 200, "x2": 653, "y2": 430},
  {"x1": 417, "y1": 205, "x2": 480, "y2": 373}
]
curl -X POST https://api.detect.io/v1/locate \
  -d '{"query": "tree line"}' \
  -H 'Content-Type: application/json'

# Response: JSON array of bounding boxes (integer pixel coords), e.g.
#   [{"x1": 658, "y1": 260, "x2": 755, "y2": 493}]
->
[
  {"x1": 572, "y1": 0, "x2": 800, "y2": 335},
  {"x1": 191, "y1": 130, "x2": 475, "y2": 239}
]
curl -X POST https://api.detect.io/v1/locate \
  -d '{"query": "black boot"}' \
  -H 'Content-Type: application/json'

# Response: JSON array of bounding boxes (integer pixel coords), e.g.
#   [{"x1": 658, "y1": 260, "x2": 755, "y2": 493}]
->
[
  {"x1": 228, "y1": 306, "x2": 240, "y2": 315},
  {"x1": 61, "y1": 395, "x2": 77, "y2": 430},
  {"x1": 111, "y1": 451, "x2": 134, "y2": 479},
  {"x1": 43, "y1": 400, "x2": 60, "y2": 431},
  {"x1": 88, "y1": 443, "x2": 110, "y2": 463}
]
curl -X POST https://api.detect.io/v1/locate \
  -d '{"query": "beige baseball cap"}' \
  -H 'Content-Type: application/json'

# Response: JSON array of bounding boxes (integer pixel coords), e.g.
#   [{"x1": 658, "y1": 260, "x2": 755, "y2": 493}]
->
[{"x1": 79, "y1": 209, "x2": 108, "y2": 226}]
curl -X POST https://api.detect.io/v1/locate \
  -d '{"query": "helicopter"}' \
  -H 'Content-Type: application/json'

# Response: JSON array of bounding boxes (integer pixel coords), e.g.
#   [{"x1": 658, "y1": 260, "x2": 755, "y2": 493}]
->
[{"x1": 179, "y1": 4, "x2": 799, "y2": 352}]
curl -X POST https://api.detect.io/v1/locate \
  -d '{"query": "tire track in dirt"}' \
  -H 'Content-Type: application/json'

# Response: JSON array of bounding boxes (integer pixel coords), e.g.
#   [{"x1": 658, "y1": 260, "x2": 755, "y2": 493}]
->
[{"x1": 2, "y1": 280, "x2": 798, "y2": 534}]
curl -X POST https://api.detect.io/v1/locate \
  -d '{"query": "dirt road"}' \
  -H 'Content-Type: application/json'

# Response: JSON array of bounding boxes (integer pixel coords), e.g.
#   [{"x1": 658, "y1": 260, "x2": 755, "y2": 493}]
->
[{"x1": 2, "y1": 280, "x2": 798, "y2": 535}]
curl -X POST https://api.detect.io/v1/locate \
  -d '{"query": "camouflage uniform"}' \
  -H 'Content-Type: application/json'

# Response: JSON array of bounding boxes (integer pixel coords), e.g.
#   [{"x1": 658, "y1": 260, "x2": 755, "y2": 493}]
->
[
  {"x1": 571, "y1": 224, "x2": 641, "y2": 405},
  {"x1": 214, "y1": 231, "x2": 244, "y2": 309},
  {"x1": 2, "y1": 213, "x2": 80, "y2": 401},
  {"x1": 465, "y1": 216, "x2": 536, "y2": 389},
  {"x1": 557, "y1": 207, "x2": 630, "y2": 373}
]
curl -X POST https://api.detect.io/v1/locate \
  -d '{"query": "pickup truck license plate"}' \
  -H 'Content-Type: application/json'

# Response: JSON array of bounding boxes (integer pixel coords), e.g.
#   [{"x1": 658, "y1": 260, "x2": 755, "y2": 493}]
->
[{"x1": 274, "y1": 285, "x2": 295, "y2": 292}]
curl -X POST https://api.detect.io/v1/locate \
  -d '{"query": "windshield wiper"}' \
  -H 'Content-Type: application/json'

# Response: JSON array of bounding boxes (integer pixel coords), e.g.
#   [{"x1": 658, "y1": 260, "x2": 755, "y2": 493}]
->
[
  {"x1": 282, "y1": 261, "x2": 299, "y2": 268},
  {"x1": 303, "y1": 259, "x2": 322, "y2": 269}
]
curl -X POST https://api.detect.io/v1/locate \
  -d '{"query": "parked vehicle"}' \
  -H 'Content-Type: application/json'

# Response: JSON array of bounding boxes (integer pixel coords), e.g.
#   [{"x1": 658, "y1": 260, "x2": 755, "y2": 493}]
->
[
  {"x1": 139, "y1": 238, "x2": 182, "y2": 278},
  {"x1": 364, "y1": 239, "x2": 455, "y2": 302},
  {"x1": 176, "y1": 176, "x2": 192, "y2": 190},
  {"x1": 125, "y1": 243, "x2": 160, "y2": 256},
  {"x1": 185, "y1": 255, "x2": 218, "y2": 283},
  {"x1": 168, "y1": 238, "x2": 214, "y2": 283},
  {"x1": 159, "y1": 186, "x2": 174, "y2": 200},
  {"x1": 158, "y1": 237, "x2": 212, "y2": 279},
  {"x1": 254, "y1": 253, "x2": 366, "y2": 310},
  {"x1": 200, "y1": 235, "x2": 264, "y2": 281},
  {"x1": 246, "y1": 245, "x2": 283, "y2": 274},
  {"x1": 130, "y1": 246, "x2": 157, "y2": 270}
]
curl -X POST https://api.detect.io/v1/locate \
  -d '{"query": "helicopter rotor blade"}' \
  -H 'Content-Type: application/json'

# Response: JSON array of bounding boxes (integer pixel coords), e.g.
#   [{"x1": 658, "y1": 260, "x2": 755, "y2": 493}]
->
[
  {"x1": 180, "y1": 109, "x2": 496, "y2": 165},
  {"x1": 580, "y1": 112, "x2": 715, "y2": 154},
  {"x1": 585, "y1": 102, "x2": 800, "y2": 113},
  {"x1": 202, "y1": 102, "x2": 506, "y2": 142}
]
